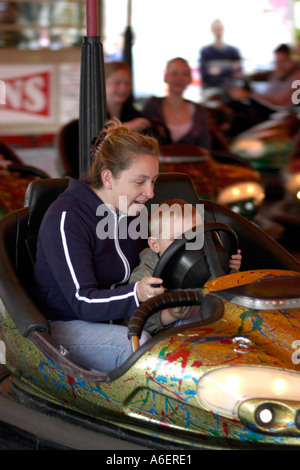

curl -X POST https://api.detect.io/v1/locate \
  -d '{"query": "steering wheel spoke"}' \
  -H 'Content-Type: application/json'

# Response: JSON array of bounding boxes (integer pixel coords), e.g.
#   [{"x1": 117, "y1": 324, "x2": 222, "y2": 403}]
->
[{"x1": 128, "y1": 290, "x2": 203, "y2": 350}]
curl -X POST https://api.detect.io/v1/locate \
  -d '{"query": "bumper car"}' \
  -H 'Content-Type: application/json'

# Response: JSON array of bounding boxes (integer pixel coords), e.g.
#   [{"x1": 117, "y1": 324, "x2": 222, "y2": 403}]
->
[
  {"x1": 0, "y1": 139, "x2": 49, "y2": 218},
  {"x1": 159, "y1": 144, "x2": 264, "y2": 221},
  {"x1": 266, "y1": 129, "x2": 300, "y2": 239},
  {"x1": 159, "y1": 144, "x2": 284, "y2": 240},
  {"x1": 0, "y1": 172, "x2": 300, "y2": 450},
  {"x1": 231, "y1": 109, "x2": 300, "y2": 199}
]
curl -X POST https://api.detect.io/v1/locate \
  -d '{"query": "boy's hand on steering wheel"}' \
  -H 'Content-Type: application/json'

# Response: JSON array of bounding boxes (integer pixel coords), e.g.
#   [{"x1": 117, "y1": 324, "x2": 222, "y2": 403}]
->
[{"x1": 229, "y1": 249, "x2": 242, "y2": 272}]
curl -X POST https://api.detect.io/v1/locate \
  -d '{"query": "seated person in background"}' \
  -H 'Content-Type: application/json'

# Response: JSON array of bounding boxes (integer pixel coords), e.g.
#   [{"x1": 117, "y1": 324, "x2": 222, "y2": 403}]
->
[
  {"x1": 130, "y1": 199, "x2": 242, "y2": 334},
  {"x1": 143, "y1": 57, "x2": 211, "y2": 148},
  {"x1": 105, "y1": 61, "x2": 151, "y2": 132},
  {"x1": 200, "y1": 19, "x2": 242, "y2": 90},
  {"x1": 229, "y1": 44, "x2": 300, "y2": 115},
  {"x1": 0, "y1": 2, "x2": 26, "y2": 47}
]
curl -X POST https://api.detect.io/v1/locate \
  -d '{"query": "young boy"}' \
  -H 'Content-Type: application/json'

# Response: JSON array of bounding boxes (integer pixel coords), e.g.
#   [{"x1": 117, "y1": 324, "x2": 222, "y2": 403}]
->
[{"x1": 130, "y1": 199, "x2": 242, "y2": 334}]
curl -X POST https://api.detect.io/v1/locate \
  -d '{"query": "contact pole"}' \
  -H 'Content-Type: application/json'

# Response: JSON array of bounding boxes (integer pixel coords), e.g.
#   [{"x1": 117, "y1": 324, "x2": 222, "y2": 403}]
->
[
  {"x1": 86, "y1": 0, "x2": 98, "y2": 36},
  {"x1": 79, "y1": 0, "x2": 107, "y2": 178}
]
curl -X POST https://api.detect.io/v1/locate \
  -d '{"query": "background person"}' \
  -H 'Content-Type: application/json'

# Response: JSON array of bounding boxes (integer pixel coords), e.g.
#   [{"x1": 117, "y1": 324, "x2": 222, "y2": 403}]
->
[
  {"x1": 226, "y1": 44, "x2": 300, "y2": 134},
  {"x1": 143, "y1": 57, "x2": 211, "y2": 148},
  {"x1": 229, "y1": 44, "x2": 300, "y2": 110},
  {"x1": 105, "y1": 61, "x2": 151, "y2": 132},
  {"x1": 200, "y1": 19, "x2": 242, "y2": 90}
]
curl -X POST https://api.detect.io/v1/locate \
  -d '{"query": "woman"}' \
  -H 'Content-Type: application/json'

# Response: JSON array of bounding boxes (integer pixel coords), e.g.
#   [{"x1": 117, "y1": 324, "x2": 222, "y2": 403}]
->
[
  {"x1": 143, "y1": 57, "x2": 211, "y2": 148},
  {"x1": 105, "y1": 61, "x2": 150, "y2": 132},
  {"x1": 32, "y1": 121, "x2": 164, "y2": 373}
]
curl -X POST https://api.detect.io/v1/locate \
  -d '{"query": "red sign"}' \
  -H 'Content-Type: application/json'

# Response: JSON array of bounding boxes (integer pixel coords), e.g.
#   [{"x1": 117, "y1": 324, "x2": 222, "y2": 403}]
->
[{"x1": 3, "y1": 71, "x2": 51, "y2": 117}]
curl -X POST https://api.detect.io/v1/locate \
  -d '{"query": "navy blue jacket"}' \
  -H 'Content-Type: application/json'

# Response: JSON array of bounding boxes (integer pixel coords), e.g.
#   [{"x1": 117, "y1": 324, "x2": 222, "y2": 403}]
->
[{"x1": 32, "y1": 179, "x2": 145, "y2": 322}]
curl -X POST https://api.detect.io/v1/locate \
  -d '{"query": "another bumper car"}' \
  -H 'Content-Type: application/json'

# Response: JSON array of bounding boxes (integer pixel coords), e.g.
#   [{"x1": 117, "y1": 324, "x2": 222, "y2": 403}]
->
[
  {"x1": 159, "y1": 144, "x2": 283, "y2": 240},
  {"x1": 0, "y1": 173, "x2": 299, "y2": 450},
  {"x1": 266, "y1": 129, "x2": 300, "y2": 238},
  {"x1": 0, "y1": 140, "x2": 49, "y2": 218},
  {"x1": 231, "y1": 110, "x2": 300, "y2": 198},
  {"x1": 159, "y1": 144, "x2": 264, "y2": 221}
]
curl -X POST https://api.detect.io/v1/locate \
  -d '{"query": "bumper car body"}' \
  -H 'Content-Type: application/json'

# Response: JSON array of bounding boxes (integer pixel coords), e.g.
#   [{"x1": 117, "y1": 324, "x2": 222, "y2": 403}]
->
[
  {"x1": 0, "y1": 174, "x2": 300, "y2": 450},
  {"x1": 231, "y1": 111, "x2": 299, "y2": 172}
]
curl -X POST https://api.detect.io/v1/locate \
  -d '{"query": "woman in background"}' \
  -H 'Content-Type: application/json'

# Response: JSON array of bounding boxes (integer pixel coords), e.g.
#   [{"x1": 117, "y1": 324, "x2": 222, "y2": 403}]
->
[
  {"x1": 143, "y1": 57, "x2": 211, "y2": 148},
  {"x1": 105, "y1": 61, "x2": 151, "y2": 133}
]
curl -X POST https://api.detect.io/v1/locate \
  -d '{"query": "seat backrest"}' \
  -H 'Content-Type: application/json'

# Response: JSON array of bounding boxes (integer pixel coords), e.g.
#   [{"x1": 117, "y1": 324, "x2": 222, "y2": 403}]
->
[
  {"x1": 0, "y1": 208, "x2": 50, "y2": 337},
  {"x1": 56, "y1": 119, "x2": 79, "y2": 178},
  {"x1": 25, "y1": 178, "x2": 69, "y2": 228},
  {"x1": 24, "y1": 178, "x2": 69, "y2": 264},
  {"x1": 0, "y1": 178, "x2": 69, "y2": 337},
  {"x1": 146, "y1": 172, "x2": 200, "y2": 208}
]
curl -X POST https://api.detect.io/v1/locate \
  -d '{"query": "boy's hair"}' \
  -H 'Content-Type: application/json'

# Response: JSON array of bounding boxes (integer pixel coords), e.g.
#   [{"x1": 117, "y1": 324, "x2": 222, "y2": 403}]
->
[{"x1": 149, "y1": 199, "x2": 201, "y2": 239}]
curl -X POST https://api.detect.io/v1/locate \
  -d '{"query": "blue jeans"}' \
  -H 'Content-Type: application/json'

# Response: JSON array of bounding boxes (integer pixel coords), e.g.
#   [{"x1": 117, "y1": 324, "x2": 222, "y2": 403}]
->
[{"x1": 50, "y1": 320, "x2": 151, "y2": 373}]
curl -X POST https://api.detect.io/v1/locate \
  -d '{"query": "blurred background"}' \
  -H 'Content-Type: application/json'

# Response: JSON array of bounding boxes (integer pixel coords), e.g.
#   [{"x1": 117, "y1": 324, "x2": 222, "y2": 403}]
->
[{"x1": 0, "y1": 0, "x2": 300, "y2": 260}]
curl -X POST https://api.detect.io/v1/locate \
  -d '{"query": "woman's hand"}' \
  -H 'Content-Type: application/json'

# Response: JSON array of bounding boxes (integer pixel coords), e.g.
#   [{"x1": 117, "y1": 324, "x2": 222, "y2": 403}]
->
[
  {"x1": 229, "y1": 249, "x2": 242, "y2": 272},
  {"x1": 123, "y1": 118, "x2": 151, "y2": 132},
  {"x1": 136, "y1": 276, "x2": 164, "y2": 303}
]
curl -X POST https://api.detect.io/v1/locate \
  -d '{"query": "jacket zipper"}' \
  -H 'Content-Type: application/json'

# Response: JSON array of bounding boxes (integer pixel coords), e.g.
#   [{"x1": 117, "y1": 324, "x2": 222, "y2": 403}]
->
[{"x1": 113, "y1": 212, "x2": 130, "y2": 284}]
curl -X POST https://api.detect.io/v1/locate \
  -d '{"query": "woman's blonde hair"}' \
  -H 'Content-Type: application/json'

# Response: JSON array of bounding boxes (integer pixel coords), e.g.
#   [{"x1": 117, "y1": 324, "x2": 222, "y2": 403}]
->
[{"x1": 89, "y1": 119, "x2": 160, "y2": 189}]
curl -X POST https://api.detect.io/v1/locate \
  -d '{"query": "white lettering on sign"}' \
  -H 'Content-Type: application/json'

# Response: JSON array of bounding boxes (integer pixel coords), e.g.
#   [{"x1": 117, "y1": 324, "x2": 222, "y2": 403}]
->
[
  {"x1": 0, "y1": 80, "x2": 5, "y2": 104},
  {"x1": 3, "y1": 71, "x2": 51, "y2": 116}
]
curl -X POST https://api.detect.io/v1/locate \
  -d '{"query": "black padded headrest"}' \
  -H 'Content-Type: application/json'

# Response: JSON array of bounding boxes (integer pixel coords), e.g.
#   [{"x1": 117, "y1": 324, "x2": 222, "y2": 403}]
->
[
  {"x1": 24, "y1": 178, "x2": 69, "y2": 231},
  {"x1": 145, "y1": 173, "x2": 200, "y2": 210}
]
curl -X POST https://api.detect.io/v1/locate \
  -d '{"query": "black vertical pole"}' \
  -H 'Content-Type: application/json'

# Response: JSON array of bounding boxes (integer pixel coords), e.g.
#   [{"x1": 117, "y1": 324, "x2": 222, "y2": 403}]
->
[
  {"x1": 79, "y1": 0, "x2": 107, "y2": 178},
  {"x1": 122, "y1": 0, "x2": 134, "y2": 103},
  {"x1": 123, "y1": 25, "x2": 133, "y2": 69},
  {"x1": 123, "y1": 0, "x2": 133, "y2": 68}
]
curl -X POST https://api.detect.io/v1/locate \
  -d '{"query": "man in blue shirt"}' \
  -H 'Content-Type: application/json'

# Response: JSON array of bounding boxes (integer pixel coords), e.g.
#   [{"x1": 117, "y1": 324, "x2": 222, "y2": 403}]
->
[{"x1": 200, "y1": 19, "x2": 242, "y2": 89}]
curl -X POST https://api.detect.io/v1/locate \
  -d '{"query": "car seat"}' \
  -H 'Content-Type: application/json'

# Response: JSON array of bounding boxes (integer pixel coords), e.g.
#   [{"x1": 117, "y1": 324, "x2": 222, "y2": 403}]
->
[{"x1": 56, "y1": 119, "x2": 79, "y2": 178}]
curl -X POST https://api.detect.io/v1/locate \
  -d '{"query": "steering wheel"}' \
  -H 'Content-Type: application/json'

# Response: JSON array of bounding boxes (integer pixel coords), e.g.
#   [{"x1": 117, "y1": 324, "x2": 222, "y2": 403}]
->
[
  {"x1": 128, "y1": 290, "x2": 204, "y2": 352},
  {"x1": 128, "y1": 222, "x2": 239, "y2": 350},
  {"x1": 153, "y1": 221, "x2": 239, "y2": 288}
]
